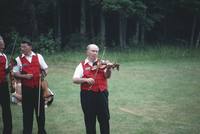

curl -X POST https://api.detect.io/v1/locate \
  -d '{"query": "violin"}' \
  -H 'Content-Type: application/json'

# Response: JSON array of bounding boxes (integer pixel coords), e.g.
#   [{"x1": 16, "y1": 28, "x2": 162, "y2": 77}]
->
[{"x1": 91, "y1": 59, "x2": 120, "y2": 71}]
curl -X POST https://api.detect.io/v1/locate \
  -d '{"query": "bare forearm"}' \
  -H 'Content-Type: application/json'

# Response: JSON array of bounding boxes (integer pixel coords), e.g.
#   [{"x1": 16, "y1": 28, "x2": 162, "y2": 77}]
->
[
  {"x1": 73, "y1": 77, "x2": 87, "y2": 84},
  {"x1": 73, "y1": 77, "x2": 95, "y2": 85},
  {"x1": 14, "y1": 72, "x2": 33, "y2": 79}
]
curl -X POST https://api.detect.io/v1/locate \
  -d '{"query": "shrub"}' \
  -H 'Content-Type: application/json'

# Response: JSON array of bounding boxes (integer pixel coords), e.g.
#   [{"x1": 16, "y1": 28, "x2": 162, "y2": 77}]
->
[
  {"x1": 65, "y1": 33, "x2": 89, "y2": 50},
  {"x1": 32, "y1": 31, "x2": 60, "y2": 54}
]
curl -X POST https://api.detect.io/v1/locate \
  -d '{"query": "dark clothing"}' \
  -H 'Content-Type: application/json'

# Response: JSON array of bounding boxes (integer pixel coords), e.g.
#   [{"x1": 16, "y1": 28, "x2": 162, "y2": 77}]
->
[
  {"x1": 0, "y1": 82, "x2": 12, "y2": 134},
  {"x1": 22, "y1": 85, "x2": 46, "y2": 134},
  {"x1": 80, "y1": 90, "x2": 110, "y2": 134}
]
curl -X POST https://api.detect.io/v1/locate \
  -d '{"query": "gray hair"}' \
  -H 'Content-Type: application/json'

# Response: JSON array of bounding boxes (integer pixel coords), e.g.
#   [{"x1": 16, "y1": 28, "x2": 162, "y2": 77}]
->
[{"x1": 87, "y1": 44, "x2": 99, "y2": 51}]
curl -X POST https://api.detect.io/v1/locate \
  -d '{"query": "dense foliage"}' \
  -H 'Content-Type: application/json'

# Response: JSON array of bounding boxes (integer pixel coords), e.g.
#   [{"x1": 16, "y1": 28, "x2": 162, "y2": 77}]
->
[{"x1": 0, "y1": 0, "x2": 200, "y2": 52}]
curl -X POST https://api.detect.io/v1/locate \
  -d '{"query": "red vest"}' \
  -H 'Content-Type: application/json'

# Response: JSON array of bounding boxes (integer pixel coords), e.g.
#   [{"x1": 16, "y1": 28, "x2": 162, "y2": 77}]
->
[
  {"x1": 81, "y1": 61, "x2": 107, "y2": 92},
  {"x1": 20, "y1": 55, "x2": 41, "y2": 88},
  {"x1": 0, "y1": 55, "x2": 6, "y2": 84}
]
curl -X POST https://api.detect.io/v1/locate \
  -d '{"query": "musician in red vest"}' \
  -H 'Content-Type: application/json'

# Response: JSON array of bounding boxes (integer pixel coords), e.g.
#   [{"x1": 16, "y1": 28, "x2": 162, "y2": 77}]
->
[
  {"x1": 0, "y1": 35, "x2": 12, "y2": 134},
  {"x1": 73, "y1": 44, "x2": 112, "y2": 134},
  {"x1": 13, "y1": 40, "x2": 48, "y2": 134}
]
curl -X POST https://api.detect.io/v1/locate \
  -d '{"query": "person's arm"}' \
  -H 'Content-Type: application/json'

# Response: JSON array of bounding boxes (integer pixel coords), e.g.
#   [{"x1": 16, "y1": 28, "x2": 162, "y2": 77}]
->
[
  {"x1": 104, "y1": 68, "x2": 112, "y2": 78},
  {"x1": 73, "y1": 77, "x2": 95, "y2": 85},
  {"x1": 14, "y1": 72, "x2": 33, "y2": 79},
  {"x1": 43, "y1": 68, "x2": 48, "y2": 74},
  {"x1": 38, "y1": 53, "x2": 48, "y2": 77},
  {"x1": 4, "y1": 54, "x2": 10, "y2": 74},
  {"x1": 72, "y1": 63, "x2": 95, "y2": 85},
  {"x1": 13, "y1": 57, "x2": 33, "y2": 80},
  {"x1": 104, "y1": 63, "x2": 112, "y2": 78}
]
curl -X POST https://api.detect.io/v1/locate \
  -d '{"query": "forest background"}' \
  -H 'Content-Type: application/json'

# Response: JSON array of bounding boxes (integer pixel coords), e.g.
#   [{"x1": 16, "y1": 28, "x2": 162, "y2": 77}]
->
[
  {"x1": 0, "y1": 0, "x2": 200, "y2": 52},
  {"x1": 1, "y1": 0, "x2": 200, "y2": 134}
]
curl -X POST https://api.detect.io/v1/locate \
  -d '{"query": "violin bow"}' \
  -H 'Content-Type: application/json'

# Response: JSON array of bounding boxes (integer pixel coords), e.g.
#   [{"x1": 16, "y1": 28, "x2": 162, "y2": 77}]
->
[
  {"x1": 88, "y1": 46, "x2": 106, "y2": 90},
  {"x1": 94, "y1": 46, "x2": 106, "y2": 76},
  {"x1": 9, "y1": 36, "x2": 17, "y2": 93},
  {"x1": 9, "y1": 35, "x2": 17, "y2": 64},
  {"x1": 37, "y1": 74, "x2": 42, "y2": 117}
]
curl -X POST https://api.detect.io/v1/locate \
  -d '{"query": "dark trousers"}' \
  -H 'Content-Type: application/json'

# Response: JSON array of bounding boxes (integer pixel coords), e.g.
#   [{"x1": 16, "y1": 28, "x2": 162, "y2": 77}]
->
[
  {"x1": 81, "y1": 90, "x2": 110, "y2": 134},
  {"x1": 22, "y1": 86, "x2": 46, "y2": 134},
  {"x1": 0, "y1": 82, "x2": 12, "y2": 134}
]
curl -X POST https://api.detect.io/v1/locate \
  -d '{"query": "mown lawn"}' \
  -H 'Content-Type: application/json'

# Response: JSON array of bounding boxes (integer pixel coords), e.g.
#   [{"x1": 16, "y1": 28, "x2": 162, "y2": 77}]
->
[{"x1": 1, "y1": 54, "x2": 200, "y2": 134}]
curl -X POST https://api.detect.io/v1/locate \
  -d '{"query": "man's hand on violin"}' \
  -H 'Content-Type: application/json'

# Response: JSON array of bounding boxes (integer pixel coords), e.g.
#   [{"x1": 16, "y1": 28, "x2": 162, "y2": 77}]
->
[
  {"x1": 106, "y1": 62, "x2": 113, "y2": 70},
  {"x1": 85, "y1": 78, "x2": 95, "y2": 85}
]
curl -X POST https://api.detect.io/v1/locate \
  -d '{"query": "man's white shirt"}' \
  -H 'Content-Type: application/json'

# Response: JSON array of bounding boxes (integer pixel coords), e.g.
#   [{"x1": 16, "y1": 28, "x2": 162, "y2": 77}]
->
[
  {"x1": 73, "y1": 58, "x2": 96, "y2": 79},
  {"x1": 13, "y1": 51, "x2": 48, "y2": 73}
]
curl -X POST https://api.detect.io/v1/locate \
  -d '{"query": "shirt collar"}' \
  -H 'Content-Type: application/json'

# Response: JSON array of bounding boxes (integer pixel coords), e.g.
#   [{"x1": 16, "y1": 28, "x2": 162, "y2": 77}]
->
[
  {"x1": 84, "y1": 58, "x2": 97, "y2": 66},
  {"x1": 21, "y1": 51, "x2": 36, "y2": 58},
  {"x1": 0, "y1": 52, "x2": 3, "y2": 56}
]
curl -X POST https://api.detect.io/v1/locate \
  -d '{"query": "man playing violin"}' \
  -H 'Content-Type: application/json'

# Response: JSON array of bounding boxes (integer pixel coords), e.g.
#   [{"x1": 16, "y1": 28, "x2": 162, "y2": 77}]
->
[
  {"x1": 0, "y1": 35, "x2": 12, "y2": 134},
  {"x1": 73, "y1": 44, "x2": 112, "y2": 134}
]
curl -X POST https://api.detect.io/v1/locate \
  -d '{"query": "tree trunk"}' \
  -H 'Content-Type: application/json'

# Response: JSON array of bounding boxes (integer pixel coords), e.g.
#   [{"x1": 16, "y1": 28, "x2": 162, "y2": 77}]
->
[
  {"x1": 90, "y1": 11, "x2": 95, "y2": 40},
  {"x1": 100, "y1": 10, "x2": 106, "y2": 45},
  {"x1": 67, "y1": 1, "x2": 72, "y2": 34},
  {"x1": 133, "y1": 21, "x2": 140, "y2": 45},
  {"x1": 29, "y1": 2, "x2": 38, "y2": 39},
  {"x1": 141, "y1": 24, "x2": 145, "y2": 45},
  {"x1": 54, "y1": 0, "x2": 61, "y2": 41},
  {"x1": 190, "y1": 15, "x2": 197, "y2": 47},
  {"x1": 80, "y1": 0, "x2": 86, "y2": 35},
  {"x1": 195, "y1": 31, "x2": 200, "y2": 48},
  {"x1": 119, "y1": 12, "x2": 127, "y2": 48}
]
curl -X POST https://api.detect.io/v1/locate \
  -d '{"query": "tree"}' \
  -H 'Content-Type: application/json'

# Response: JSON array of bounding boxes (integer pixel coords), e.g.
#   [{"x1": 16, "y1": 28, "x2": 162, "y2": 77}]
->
[
  {"x1": 102, "y1": 0, "x2": 136, "y2": 48},
  {"x1": 179, "y1": 0, "x2": 200, "y2": 47},
  {"x1": 80, "y1": 0, "x2": 86, "y2": 35},
  {"x1": 89, "y1": 0, "x2": 106, "y2": 45},
  {"x1": 129, "y1": 0, "x2": 146, "y2": 45},
  {"x1": 53, "y1": 0, "x2": 62, "y2": 42},
  {"x1": 21, "y1": 0, "x2": 39, "y2": 39},
  {"x1": 132, "y1": 0, "x2": 165, "y2": 45}
]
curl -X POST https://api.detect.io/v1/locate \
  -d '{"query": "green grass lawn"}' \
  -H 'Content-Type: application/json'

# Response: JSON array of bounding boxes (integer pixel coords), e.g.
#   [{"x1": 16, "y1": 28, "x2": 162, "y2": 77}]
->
[{"x1": 1, "y1": 50, "x2": 200, "y2": 134}]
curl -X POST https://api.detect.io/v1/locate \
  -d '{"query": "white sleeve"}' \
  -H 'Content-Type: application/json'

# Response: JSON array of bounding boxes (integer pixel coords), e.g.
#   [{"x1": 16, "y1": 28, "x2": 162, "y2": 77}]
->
[
  {"x1": 73, "y1": 63, "x2": 83, "y2": 79},
  {"x1": 13, "y1": 57, "x2": 22, "y2": 73},
  {"x1": 4, "y1": 54, "x2": 8, "y2": 69},
  {"x1": 37, "y1": 54, "x2": 48, "y2": 69}
]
